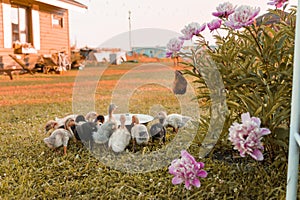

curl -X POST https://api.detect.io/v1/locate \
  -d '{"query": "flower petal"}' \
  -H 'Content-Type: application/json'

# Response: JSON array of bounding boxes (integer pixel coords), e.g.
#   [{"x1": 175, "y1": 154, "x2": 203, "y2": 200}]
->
[
  {"x1": 181, "y1": 150, "x2": 197, "y2": 163},
  {"x1": 198, "y1": 161, "x2": 205, "y2": 169},
  {"x1": 172, "y1": 176, "x2": 183, "y2": 185},
  {"x1": 169, "y1": 166, "x2": 177, "y2": 175},
  {"x1": 241, "y1": 112, "x2": 251, "y2": 123},
  {"x1": 261, "y1": 128, "x2": 271, "y2": 136},
  {"x1": 250, "y1": 149, "x2": 264, "y2": 161},
  {"x1": 197, "y1": 170, "x2": 208, "y2": 178},
  {"x1": 184, "y1": 180, "x2": 191, "y2": 190},
  {"x1": 191, "y1": 178, "x2": 201, "y2": 188}
]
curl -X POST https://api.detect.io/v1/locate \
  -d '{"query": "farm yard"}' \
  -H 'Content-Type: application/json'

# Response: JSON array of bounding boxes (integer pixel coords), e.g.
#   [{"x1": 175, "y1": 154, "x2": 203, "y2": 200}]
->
[{"x1": 0, "y1": 62, "x2": 291, "y2": 199}]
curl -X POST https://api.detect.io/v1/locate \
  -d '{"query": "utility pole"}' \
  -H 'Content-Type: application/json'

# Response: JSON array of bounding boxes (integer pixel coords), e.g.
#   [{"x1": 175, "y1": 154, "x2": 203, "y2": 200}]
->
[{"x1": 128, "y1": 10, "x2": 132, "y2": 51}]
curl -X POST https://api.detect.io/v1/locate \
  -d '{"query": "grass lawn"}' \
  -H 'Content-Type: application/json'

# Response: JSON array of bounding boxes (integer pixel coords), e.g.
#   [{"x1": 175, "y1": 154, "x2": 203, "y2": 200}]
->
[{"x1": 0, "y1": 62, "x2": 291, "y2": 199}]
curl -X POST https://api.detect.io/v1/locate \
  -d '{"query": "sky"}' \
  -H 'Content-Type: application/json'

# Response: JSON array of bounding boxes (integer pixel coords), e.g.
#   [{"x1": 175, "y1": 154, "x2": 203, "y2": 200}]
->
[{"x1": 69, "y1": 0, "x2": 298, "y2": 50}]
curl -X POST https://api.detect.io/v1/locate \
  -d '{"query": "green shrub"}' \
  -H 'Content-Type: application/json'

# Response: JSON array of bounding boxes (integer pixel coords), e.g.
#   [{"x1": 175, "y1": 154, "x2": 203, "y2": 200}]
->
[{"x1": 183, "y1": 7, "x2": 296, "y2": 164}]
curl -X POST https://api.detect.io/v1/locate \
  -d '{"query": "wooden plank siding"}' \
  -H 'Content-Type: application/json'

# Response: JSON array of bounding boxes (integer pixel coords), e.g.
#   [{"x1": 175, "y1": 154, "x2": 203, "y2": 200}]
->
[
  {"x1": 38, "y1": 9, "x2": 70, "y2": 55},
  {"x1": 0, "y1": 0, "x2": 71, "y2": 67},
  {"x1": 0, "y1": 2, "x2": 4, "y2": 49}
]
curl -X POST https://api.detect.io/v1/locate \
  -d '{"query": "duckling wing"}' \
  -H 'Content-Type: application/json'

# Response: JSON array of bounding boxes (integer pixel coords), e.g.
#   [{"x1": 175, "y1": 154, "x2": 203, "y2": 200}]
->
[
  {"x1": 165, "y1": 114, "x2": 182, "y2": 128},
  {"x1": 150, "y1": 123, "x2": 164, "y2": 138},
  {"x1": 93, "y1": 121, "x2": 117, "y2": 144},
  {"x1": 178, "y1": 116, "x2": 192, "y2": 128},
  {"x1": 92, "y1": 128, "x2": 108, "y2": 144},
  {"x1": 76, "y1": 122, "x2": 96, "y2": 141},
  {"x1": 165, "y1": 114, "x2": 191, "y2": 128}
]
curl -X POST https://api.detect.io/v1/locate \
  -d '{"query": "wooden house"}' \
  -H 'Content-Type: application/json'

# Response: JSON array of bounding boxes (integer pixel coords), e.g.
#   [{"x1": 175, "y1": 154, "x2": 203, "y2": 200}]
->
[{"x1": 0, "y1": 0, "x2": 87, "y2": 68}]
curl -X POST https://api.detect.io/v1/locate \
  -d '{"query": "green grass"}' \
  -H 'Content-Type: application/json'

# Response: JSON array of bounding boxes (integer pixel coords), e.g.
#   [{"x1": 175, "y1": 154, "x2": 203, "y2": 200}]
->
[{"x1": 0, "y1": 63, "x2": 292, "y2": 199}]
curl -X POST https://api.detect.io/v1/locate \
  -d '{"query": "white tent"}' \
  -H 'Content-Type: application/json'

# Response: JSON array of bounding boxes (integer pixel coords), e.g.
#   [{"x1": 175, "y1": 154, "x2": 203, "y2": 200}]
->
[
  {"x1": 92, "y1": 51, "x2": 127, "y2": 65},
  {"x1": 93, "y1": 52, "x2": 110, "y2": 62}
]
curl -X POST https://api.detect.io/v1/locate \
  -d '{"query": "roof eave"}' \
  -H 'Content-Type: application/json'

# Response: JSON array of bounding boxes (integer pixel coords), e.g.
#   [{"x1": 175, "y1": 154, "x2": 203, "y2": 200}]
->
[{"x1": 35, "y1": 0, "x2": 88, "y2": 12}]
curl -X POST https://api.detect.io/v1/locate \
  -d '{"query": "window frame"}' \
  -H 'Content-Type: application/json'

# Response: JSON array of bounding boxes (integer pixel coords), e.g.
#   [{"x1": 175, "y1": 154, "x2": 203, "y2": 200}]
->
[
  {"x1": 10, "y1": 5, "x2": 30, "y2": 44},
  {"x1": 52, "y1": 14, "x2": 64, "y2": 28}
]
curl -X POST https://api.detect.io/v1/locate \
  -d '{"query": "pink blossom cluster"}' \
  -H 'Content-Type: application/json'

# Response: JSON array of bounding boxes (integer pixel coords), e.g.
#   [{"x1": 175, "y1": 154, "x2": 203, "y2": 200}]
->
[
  {"x1": 228, "y1": 112, "x2": 271, "y2": 161},
  {"x1": 166, "y1": 1, "x2": 286, "y2": 56},
  {"x1": 166, "y1": 38, "x2": 184, "y2": 57},
  {"x1": 267, "y1": 0, "x2": 289, "y2": 8},
  {"x1": 225, "y1": 5, "x2": 260, "y2": 29},
  {"x1": 169, "y1": 150, "x2": 207, "y2": 190},
  {"x1": 207, "y1": 19, "x2": 222, "y2": 32},
  {"x1": 180, "y1": 22, "x2": 206, "y2": 40},
  {"x1": 212, "y1": 2, "x2": 235, "y2": 18}
]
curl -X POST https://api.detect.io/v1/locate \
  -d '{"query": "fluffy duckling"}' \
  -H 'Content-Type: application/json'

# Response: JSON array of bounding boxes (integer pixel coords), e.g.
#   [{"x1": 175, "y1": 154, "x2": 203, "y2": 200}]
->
[
  {"x1": 131, "y1": 115, "x2": 150, "y2": 150},
  {"x1": 108, "y1": 114, "x2": 131, "y2": 153},
  {"x1": 85, "y1": 111, "x2": 98, "y2": 122},
  {"x1": 75, "y1": 121, "x2": 98, "y2": 150},
  {"x1": 44, "y1": 120, "x2": 59, "y2": 135},
  {"x1": 149, "y1": 123, "x2": 166, "y2": 144},
  {"x1": 75, "y1": 115, "x2": 86, "y2": 125},
  {"x1": 92, "y1": 104, "x2": 118, "y2": 144},
  {"x1": 94, "y1": 115, "x2": 105, "y2": 126},
  {"x1": 92, "y1": 121, "x2": 117, "y2": 144},
  {"x1": 108, "y1": 103, "x2": 117, "y2": 122},
  {"x1": 44, "y1": 114, "x2": 77, "y2": 134},
  {"x1": 157, "y1": 111, "x2": 191, "y2": 133},
  {"x1": 44, "y1": 112, "x2": 98, "y2": 134},
  {"x1": 43, "y1": 118, "x2": 76, "y2": 155},
  {"x1": 54, "y1": 114, "x2": 78, "y2": 128}
]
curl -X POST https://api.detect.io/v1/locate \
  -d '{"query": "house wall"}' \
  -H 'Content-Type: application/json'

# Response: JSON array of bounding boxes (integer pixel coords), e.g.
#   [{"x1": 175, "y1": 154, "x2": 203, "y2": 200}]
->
[
  {"x1": 0, "y1": 0, "x2": 71, "y2": 67},
  {"x1": 0, "y1": 0, "x2": 12, "y2": 65},
  {"x1": 38, "y1": 7, "x2": 70, "y2": 55},
  {"x1": 0, "y1": 2, "x2": 4, "y2": 49}
]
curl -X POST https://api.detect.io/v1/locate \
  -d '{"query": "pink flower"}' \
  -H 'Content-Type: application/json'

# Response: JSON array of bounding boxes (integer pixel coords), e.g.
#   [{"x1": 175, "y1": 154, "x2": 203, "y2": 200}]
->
[
  {"x1": 228, "y1": 112, "x2": 271, "y2": 161},
  {"x1": 180, "y1": 22, "x2": 206, "y2": 40},
  {"x1": 225, "y1": 5, "x2": 260, "y2": 29},
  {"x1": 267, "y1": 0, "x2": 288, "y2": 8},
  {"x1": 166, "y1": 38, "x2": 184, "y2": 57},
  {"x1": 169, "y1": 150, "x2": 207, "y2": 190},
  {"x1": 207, "y1": 19, "x2": 222, "y2": 32},
  {"x1": 212, "y1": 2, "x2": 235, "y2": 18}
]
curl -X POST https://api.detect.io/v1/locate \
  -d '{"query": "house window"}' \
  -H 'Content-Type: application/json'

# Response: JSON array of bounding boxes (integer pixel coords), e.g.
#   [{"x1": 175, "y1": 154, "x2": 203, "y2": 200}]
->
[
  {"x1": 11, "y1": 6, "x2": 28, "y2": 43},
  {"x1": 52, "y1": 14, "x2": 63, "y2": 28}
]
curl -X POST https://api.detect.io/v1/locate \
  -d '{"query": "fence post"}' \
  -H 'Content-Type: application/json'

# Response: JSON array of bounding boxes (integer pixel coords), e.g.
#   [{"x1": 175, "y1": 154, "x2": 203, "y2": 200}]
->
[{"x1": 286, "y1": 1, "x2": 300, "y2": 199}]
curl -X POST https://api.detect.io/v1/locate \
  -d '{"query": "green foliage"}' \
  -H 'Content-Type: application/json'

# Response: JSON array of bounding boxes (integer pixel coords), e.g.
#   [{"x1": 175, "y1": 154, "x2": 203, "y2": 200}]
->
[{"x1": 184, "y1": 8, "x2": 296, "y2": 162}]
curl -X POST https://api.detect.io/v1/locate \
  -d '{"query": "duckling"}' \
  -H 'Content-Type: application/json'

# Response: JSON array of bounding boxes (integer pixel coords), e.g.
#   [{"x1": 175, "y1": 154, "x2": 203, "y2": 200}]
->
[
  {"x1": 92, "y1": 104, "x2": 118, "y2": 145},
  {"x1": 54, "y1": 114, "x2": 78, "y2": 128},
  {"x1": 43, "y1": 118, "x2": 76, "y2": 155},
  {"x1": 157, "y1": 111, "x2": 191, "y2": 133},
  {"x1": 94, "y1": 115, "x2": 105, "y2": 126},
  {"x1": 92, "y1": 121, "x2": 117, "y2": 144},
  {"x1": 44, "y1": 120, "x2": 59, "y2": 135},
  {"x1": 44, "y1": 114, "x2": 78, "y2": 134},
  {"x1": 108, "y1": 103, "x2": 117, "y2": 123},
  {"x1": 85, "y1": 111, "x2": 98, "y2": 122},
  {"x1": 108, "y1": 114, "x2": 131, "y2": 153},
  {"x1": 149, "y1": 123, "x2": 166, "y2": 144},
  {"x1": 131, "y1": 115, "x2": 150, "y2": 150},
  {"x1": 75, "y1": 121, "x2": 98, "y2": 150},
  {"x1": 75, "y1": 115, "x2": 86, "y2": 125},
  {"x1": 44, "y1": 111, "x2": 98, "y2": 134}
]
